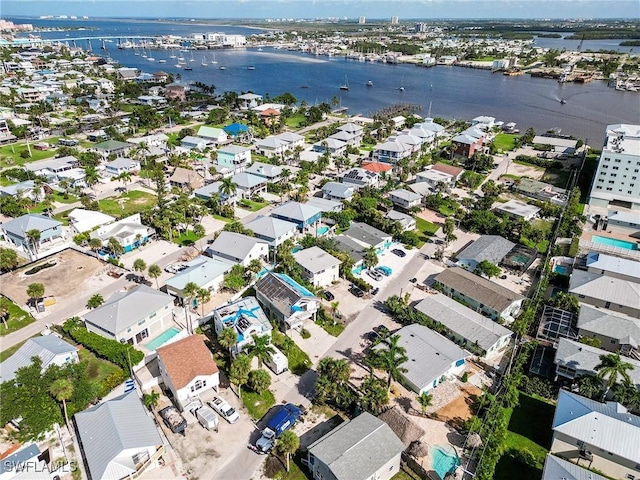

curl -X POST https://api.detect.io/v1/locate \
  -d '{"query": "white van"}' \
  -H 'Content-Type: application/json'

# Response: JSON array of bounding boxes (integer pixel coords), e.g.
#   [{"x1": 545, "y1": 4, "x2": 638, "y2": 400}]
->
[{"x1": 266, "y1": 346, "x2": 288, "y2": 375}]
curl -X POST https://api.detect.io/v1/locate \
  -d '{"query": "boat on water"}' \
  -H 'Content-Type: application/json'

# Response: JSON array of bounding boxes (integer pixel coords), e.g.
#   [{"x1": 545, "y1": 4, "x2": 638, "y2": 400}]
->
[
  {"x1": 560, "y1": 99, "x2": 567, "y2": 104},
  {"x1": 219, "y1": 66, "x2": 226, "y2": 70},
  {"x1": 147, "y1": 57, "x2": 155, "y2": 61},
  {"x1": 201, "y1": 59, "x2": 208, "y2": 66},
  {"x1": 169, "y1": 53, "x2": 176, "y2": 59},
  {"x1": 158, "y1": 59, "x2": 166, "y2": 63},
  {"x1": 399, "y1": 86, "x2": 405, "y2": 92},
  {"x1": 340, "y1": 75, "x2": 349, "y2": 90},
  {"x1": 184, "y1": 65, "x2": 193, "y2": 71},
  {"x1": 248, "y1": 66, "x2": 256, "y2": 70},
  {"x1": 211, "y1": 53, "x2": 217, "y2": 64},
  {"x1": 366, "y1": 80, "x2": 373, "y2": 86}
]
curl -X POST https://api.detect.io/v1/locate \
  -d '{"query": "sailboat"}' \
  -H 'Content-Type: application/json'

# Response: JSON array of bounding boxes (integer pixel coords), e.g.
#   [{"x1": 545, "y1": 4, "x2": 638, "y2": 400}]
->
[
  {"x1": 201, "y1": 54, "x2": 208, "y2": 67},
  {"x1": 210, "y1": 53, "x2": 218, "y2": 64},
  {"x1": 398, "y1": 77, "x2": 405, "y2": 92},
  {"x1": 366, "y1": 80, "x2": 373, "y2": 87},
  {"x1": 340, "y1": 75, "x2": 349, "y2": 90},
  {"x1": 190, "y1": 51, "x2": 195, "y2": 63}
]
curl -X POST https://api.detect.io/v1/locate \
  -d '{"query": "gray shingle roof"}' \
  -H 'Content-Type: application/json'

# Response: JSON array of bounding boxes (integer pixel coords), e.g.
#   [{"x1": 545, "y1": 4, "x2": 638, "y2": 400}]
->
[
  {"x1": 164, "y1": 256, "x2": 233, "y2": 291},
  {"x1": 1, "y1": 214, "x2": 62, "y2": 238},
  {"x1": 415, "y1": 293, "x2": 512, "y2": 352},
  {"x1": 83, "y1": 285, "x2": 173, "y2": 336},
  {"x1": 542, "y1": 455, "x2": 609, "y2": 480},
  {"x1": 569, "y1": 270, "x2": 640, "y2": 311},
  {"x1": 271, "y1": 201, "x2": 322, "y2": 223},
  {"x1": 307, "y1": 412, "x2": 404, "y2": 480},
  {"x1": 245, "y1": 162, "x2": 283, "y2": 178},
  {"x1": 392, "y1": 324, "x2": 470, "y2": 392},
  {"x1": 434, "y1": 267, "x2": 524, "y2": 313},
  {"x1": 577, "y1": 304, "x2": 640, "y2": 348},
  {"x1": 0, "y1": 336, "x2": 78, "y2": 383},
  {"x1": 293, "y1": 246, "x2": 341, "y2": 274},
  {"x1": 333, "y1": 235, "x2": 366, "y2": 263},
  {"x1": 389, "y1": 189, "x2": 422, "y2": 202},
  {"x1": 206, "y1": 231, "x2": 267, "y2": 262},
  {"x1": 244, "y1": 216, "x2": 297, "y2": 242},
  {"x1": 456, "y1": 235, "x2": 515, "y2": 265},
  {"x1": 343, "y1": 222, "x2": 390, "y2": 248},
  {"x1": 74, "y1": 392, "x2": 163, "y2": 480}
]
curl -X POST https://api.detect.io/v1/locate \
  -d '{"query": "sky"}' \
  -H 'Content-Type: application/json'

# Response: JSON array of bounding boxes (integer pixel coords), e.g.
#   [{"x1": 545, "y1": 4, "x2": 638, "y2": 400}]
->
[{"x1": 1, "y1": 0, "x2": 638, "y2": 20}]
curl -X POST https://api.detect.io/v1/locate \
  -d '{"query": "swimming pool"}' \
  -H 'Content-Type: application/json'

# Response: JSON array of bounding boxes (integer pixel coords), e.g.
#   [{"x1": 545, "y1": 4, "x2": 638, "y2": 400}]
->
[
  {"x1": 317, "y1": 226, "x2": 330, "y2": 235},
  {"x1": 554, "y1": 265, "x2": 568, "y2": 275},
  {"x1": 291, "y1": 245, "x2": 302, "y2": 254},
  {"x1": 592, "y1": 235, "x2": 639, "y2": 251},
  {"x1": 432, "y1": 445, "x2": 461, "y2": 480},
  {"x1": 145, "y1": 326, "x2": 182, "y2": 351}
]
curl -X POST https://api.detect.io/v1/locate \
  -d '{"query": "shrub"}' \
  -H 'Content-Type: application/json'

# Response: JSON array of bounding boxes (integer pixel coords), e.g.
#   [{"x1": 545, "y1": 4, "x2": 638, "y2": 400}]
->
[
  {"x1": 461, "y1": 372, "x2": 469, "y2": 383},
  {"x1": 99, "y1": 370, "x2": 128, "y2": 397},
  {"x1": 25, "y1": 261, "x2": 56, "y2": 275},
  {"x1": 300, "y1": 328, "x2": 311, "y2": 339},
  {"x1": 248, "y1": 369, "x2": 271, "y2": 394}
]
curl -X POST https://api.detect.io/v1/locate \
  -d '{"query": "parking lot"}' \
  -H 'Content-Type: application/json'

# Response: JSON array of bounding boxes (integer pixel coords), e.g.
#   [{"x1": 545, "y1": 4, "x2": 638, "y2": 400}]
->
[{"x1": 353, "y1": 243, "x2": 423, "y2": 291}]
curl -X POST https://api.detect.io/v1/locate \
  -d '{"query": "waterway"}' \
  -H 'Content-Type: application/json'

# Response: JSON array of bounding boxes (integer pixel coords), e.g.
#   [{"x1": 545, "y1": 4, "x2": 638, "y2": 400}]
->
[{"x1": 12, "y1": 17, "x2": 640, "y2": 144}]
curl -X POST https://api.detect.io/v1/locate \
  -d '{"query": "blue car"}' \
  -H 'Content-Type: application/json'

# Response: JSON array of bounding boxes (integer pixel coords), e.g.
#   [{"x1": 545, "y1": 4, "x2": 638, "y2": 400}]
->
[{"x1": 376, "y1": 266, "x2": 392, "y2": 276}]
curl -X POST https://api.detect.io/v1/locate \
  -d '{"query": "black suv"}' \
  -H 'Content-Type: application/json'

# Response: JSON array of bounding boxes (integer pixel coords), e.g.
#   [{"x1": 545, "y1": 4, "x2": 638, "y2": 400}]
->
[{"x1": 349, "y1": 286, "x2": 365, "y2": 298}]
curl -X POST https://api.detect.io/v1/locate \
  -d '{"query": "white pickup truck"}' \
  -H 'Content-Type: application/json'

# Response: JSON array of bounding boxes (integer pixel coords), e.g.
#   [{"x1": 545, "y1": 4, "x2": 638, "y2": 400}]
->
[{"x1": 209, "y1": 396, "x2": 240, "y2": 424}]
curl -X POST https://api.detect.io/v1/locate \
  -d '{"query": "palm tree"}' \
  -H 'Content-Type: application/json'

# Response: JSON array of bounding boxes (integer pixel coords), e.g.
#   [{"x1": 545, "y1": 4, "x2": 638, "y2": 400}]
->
[
  {"x1": 375, "y1": 334, "x2": 409, "y2": 391},
  {"x1": 196, "y1": 288, "x2": 211, "y2": 317},
  {"x1": 219, "y1": 177, "x2": 237, "y2": 204},
  {"x1": 26, "y1": 229, "x2": 41, "y2": 257},
  {"x1": 148, "y1": 264, "x2": 162, "y2": 288},
  {"x1": 277, "y1": 430, "x2": 299, "y2": 472},
  {"x1": 107, "y1": 237, "x2": 124, "y2": 257},
  {"x1": 143, "y1": 391, "x2": 160, "y2": 411},
  {"x1": 247, "y1": 334, "x2": 276, "y2": 369},
  {"x1": 50, "y1": 378, "x2": 74, "y2": 430},
  {"x1": 88, "y1": 237, "x2": 103, "y2": 255},
  {"x1": 229, "y1": 354, "x2": 251, "y2": 395},
  {"x1": 330, "y1": 301, "x2": 340, "y2": 326},
  {"x1": 133, "y1": 258, "x2": 147, "y2": 282},
  {"x1": 218, "y1": 327, "x2": 238, "y2": 361},
  {"x1": 26, "y1": 282, "x2": 45, "y2": 307},
  {"x1": 183, "y1": 282, "x2": 199, "y2": 333},
  {"x1": 87, "y1": 294, "x2": 104, "y2": 309},
  {"x1": 363, "y1": 246, "x2": 378, "y2": 270},
  {"x1": 443, "y1": 217, "x2": 456, "y2": 247},
  {"x1": 417, "y1": 392, "x2": 433, "y2": 415},
  {"x1": 595, "y1": 353, "x2": 634, "y2": 395},
  {"x1": 117, "y1": 171, "x2": 133, "y2": 192},
  {"x1": 576, "y1": 375, "x2": 603, "y2": 399}
]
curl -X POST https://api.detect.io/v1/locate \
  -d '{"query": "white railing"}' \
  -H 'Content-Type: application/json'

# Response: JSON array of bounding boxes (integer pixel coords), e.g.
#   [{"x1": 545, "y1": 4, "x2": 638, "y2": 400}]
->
[{"x1": 579, "y1": 239, "x2": 640, "y2": 261}]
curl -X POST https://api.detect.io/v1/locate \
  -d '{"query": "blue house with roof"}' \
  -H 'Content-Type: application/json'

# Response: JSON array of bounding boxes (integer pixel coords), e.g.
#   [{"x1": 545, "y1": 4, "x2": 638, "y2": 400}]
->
[
  {"x1": 223, "y1": 122, "x2": 249, "y2": 138},
  {"x1": 270, "y1": 201, "x2": 322, "y2": 232},
  {"x1": 212, "y1": 296, "x2": 272, "y2": 356},
  {"x1": 217, "y1": 145, "x2": 252, "y2": 173},
  {"x1": 255, "y1": 272, "x2": 320, "y2": 330},
  {"x1": 1, "y1": 214, "x2": 63, "y2": 251}
]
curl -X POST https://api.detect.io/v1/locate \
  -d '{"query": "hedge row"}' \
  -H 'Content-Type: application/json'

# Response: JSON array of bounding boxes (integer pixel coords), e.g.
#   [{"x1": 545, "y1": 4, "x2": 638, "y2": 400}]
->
[
  {"x1": 514, "y1": 154, "x2": 562, "y2": 169},
  {"x1": 62, "y1": 318, "x2": 144, "y2": 370}
]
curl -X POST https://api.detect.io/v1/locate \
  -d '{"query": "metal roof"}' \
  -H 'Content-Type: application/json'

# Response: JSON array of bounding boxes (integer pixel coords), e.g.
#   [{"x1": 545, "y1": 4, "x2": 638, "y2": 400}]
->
[
  {"x1": 577, "y1": 304, "x2": 640, "y2": 347},
  {"x1": 244, "y1": 216, "x2": 298, "y2": 242},
  {"x1": 456, "y1": 235, "x2": 515, "y2": 265},
  {"x1": 0, "y1": 444, "x2": 42, "y2": 476},
  {"x1": 322, "y1": 182, "x2": 355, "y2": 199},
  {"x1": 307, "y1": 412, "x2": 404, "y2": 480},
  {"x1": 245, "y1": 162, "x2": 283, "y2": 178},
  {"x1": 585, "y1": 251, "x2": 640, "y2": 281},
  {"x1": 83, "y1": 285, "x2": 173, "y2": 336},
  {"x1": 271, "y1": 201, "x2": 322, "y2": 223},
  {"x1": 1, "y1": 213, "x2": 62, "y2": 238},
  {"x1": 206, "y1": 231, "x2": 267, "y2": 262},
  {"x1": 541, "y1": 454, "x2": 609, "y2": 480},
  {"x1": 552, "y1": 389, "x2": 640, "y2": 463},
  {"x1": 389, "y1": 189, "x2": 422, "y2": 202},
  {"x1": 74, "y1": 392, "x2": 163, "y2": 480},
  {"x1": 164, "y1": 256, "x2": 234, "y2": 291},
  {"x1": 305, "y1": 197, "x2": 343, "y2": 212},
  {"x1": 231, "y1": 172, "x2": 266, "y2": 189},
  {"x1": 415, "y1": 293, "x2": 512, "y2": 352},
  {"x1": 495, "y1": 199, "x2": 540, "y2": 218},
  {"x1": 294, "y1": 246, "x2": 341, "y2": 274},
  {"x1": 0, "y1": 336, "x2": 77, "y2": 382},
  {"x1": 569, "y1": 270, "x2": 640, "y2": 311}
]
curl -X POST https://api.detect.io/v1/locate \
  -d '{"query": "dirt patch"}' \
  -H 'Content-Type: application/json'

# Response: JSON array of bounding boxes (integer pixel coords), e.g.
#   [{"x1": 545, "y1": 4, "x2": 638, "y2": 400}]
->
[
  {"x1": 433, "y1": 384, "x2": 481, "y2": 425},
  {"x1": 0, "y1": 249, "x2": 108, "y2": 306}
]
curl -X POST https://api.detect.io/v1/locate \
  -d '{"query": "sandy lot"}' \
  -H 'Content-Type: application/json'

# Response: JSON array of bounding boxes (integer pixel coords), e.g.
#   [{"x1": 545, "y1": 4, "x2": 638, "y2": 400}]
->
[{"x1": 1, "y1": 249, "x2": 115, "y2": 306}]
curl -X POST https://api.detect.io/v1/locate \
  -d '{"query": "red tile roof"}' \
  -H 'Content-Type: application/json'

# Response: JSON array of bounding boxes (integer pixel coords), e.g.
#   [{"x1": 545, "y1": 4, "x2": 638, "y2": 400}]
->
[
  {"x1": 157, "y1": 335, "x2": 218, "y2": 390},
  {"x1": 260, "y1": 108, "x2": 280, "y2": 116},
  {"x1": 432, "y1": 163, "x2": 464, "y2": 177},
  {"x1": 362, "y1": 161, "x2": 393, "y2": 173}
]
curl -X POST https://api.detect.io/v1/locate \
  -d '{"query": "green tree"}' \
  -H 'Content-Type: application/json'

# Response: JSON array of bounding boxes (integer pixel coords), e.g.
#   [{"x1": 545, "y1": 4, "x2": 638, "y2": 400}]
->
[
  {"x1": 359, "y1": 375, "x2": 388, "y2": 414},
  {"x1": 218, "y1": 327, "x2": 238, "y2": 361},
  {"x1": 314, "y1": 357, "x2": 352, "y2": 406},
  {"x1": 548, "y1": 292, "x2": 579, "y2": 314},
  {"x1": 219, "y1": 177, "x2": 238, "y2": 203},
  {"x1": 86, "y1": 294, "x2": 104, "y2": 309},
  {"x1": 107, "y1": 237, "x2": 124, "y2": 257},
  {"x1": 247, "y1": 369, "x2": 271, "y2": 393},
  {"x1": 117, "y1": 171, "x2": 132, "y2": 192},
  {"x1": 193, "y1": 224, "x2": 206, "y2": 238},
  {"x1": 49, "y1": 378, "x2": 74, "y2": 430},
  {"x1": 611, "y1": 381, "x2": 640, "y2": 411},
  {"x1": 0, "y1": 299, "x2": 9, "y2": 329},
  {"x1": 88, "y1": 237, "x2": 103, "y2": 254},
  {"x1": 277, "y1": 430, "x2": 300, "y2": 472},
  {"x1": 229, "y1": 354, "x2": 251, "y2": 394},
  {"x1": 196, "y1": 287, "x2": 211, "y2": 317},
  {"x1": 26, "y1": 282, "x2": 45, "y2": 305},
  {"x1": 474, "y1": 260, "x2": 501, "y2": 279},
  {"x1": 133, "y1": 258, "x2": 147, "y2": 281},
  {"x1": 330, "y1": 301, "x2": 340, "y2": 326},
  {"x1": 0, "y1": 248, "x2": 19, "y2": 272},
  {"x1": 576, "y1": 375, "x2": 602, "y2": 399},
  {"x1": 417, "y1": 392, "x2": 433, "y2": 415},
  {"x1": 147, "y1": 264, "x2": 162, "y2": 289},
  {"x1": 443, "y1": 217, "x2": 456, "y2": 247},
  {"x1": 247, "y1": 334, "x2": 275, "y2": 369},
  {"x1": 26, "y1": 229, "x2": 41, "y2": 255},
  {"x1": 595, "y1": 353, "x2": 634, "y2": 392},
  {"x1": 368, "y1": 334, "x2": 408, "y2": 391},
  {"x1": 363, "y1": 246, "x2": 378, "y2": 269},
  {"x1": 143, "y1": 391, "x2": 160, "y2": 411}
]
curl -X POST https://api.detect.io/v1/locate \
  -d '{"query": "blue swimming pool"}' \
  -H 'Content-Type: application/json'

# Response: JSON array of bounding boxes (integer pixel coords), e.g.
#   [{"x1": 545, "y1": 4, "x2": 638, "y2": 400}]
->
[
  {"x1": 146, "y1": 326, "x2": 182, "y2": 350},
  {"x1": 317, "y1": 226, "x2": 330, "y2": 235},
  {"x1": 432, "y1": 445, "x2": 461, "y2": 480},
  {"x1": 592, "y1": 235, "x2": 639, "y2": 251},
  {"x1": 554, "y1": 265, "x2": 568, "y2": 275},
  {"x1": 291, "y1": 245, "x2": 302, "y2": 253}
]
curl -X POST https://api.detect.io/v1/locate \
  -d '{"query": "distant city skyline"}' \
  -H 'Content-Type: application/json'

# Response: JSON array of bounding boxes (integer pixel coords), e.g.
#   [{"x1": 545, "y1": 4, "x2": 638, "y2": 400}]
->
[{"x1": 2, "y1": 0, "x2": 638, "y2": 20}]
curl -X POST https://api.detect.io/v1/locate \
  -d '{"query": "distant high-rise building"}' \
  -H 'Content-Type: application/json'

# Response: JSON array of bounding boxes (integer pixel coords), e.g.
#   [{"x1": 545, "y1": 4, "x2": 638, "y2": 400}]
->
[
  {"x1": 391, "y1": 16, "x2": 399, "y2": 25},
  {"x1": 359, "y1": 16, "x2": 366, "y2": 24},
  {"x1": 415, "y1": 22, "x2": 427, "y2": 33}
]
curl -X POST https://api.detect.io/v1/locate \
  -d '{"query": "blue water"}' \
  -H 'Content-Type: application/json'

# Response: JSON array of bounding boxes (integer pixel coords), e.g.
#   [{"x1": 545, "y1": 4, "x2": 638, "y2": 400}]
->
[
  {"x1": 352, "y1": 266, "x2": 365, "y2": 275},
  {"x1": 145, "y1": 326, "x2": 182, "y2": 350},
  {"x1": 317, "y1": 226, "x2": 330, "y2": 235},
  {"x1": 257, "y1": 267, "x2": 271, "y2": 278},
  {"x1": 554, "y1": 265, "x2": 568, "y2": 275},
  {"x1": 432, "y1": 445, "x2": 461, "y2": 480},
  {"x1": 291, "y1": 246, "x2": 302, "y2": 254},
  {"x1": 592, "y1": 235, "x2": 639, "y2": 251}
]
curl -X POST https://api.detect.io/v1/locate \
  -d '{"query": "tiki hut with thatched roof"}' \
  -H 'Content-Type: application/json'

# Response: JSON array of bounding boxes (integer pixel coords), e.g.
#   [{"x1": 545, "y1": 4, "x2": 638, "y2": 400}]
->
[
  {"x1": 408, "y1": 440, "x2": 430, "y2": 458},
  {"x1": 378, "y1": 406, "x2": 426, "y2": 448}
]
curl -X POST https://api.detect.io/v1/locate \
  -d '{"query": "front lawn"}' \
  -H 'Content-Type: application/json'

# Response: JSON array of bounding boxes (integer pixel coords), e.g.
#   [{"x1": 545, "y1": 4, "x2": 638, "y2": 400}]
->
[
  {"x1": 272, "y1": 330, "x2": 312, "y2": 375},
  {"x1": 315, "y1": 310, "x2": 345, "y2": 337},
  {"x1": 415, "y1": 217, "x2": 439, "y2": 240},
  {"x1": 238, "y1": 199, "x2": 269, "y2": 212},
  {"x1": 521, "y1": 219, "x2": 553, "y2": 254},
  {"x1": 79, "y1": 347, "x2": 122, "y2": 384},
  {"x1": 212, "y1": 214, "x2": 234, "y2": 223},
  {"x1": 240, "y1": 388, "x2": 276, "y2": 420},
  {"x1": 0, "y1": 296, "x2": 36, "y2": 336},
  {"x1": 285, "y1": 114, "x2": 307, "y2": 129},
  {"x1": 493, "y1": 133, "x2": 518, "y2": 152},
  {"x1": 98, "y1": 190, "x2": 156, "y2": 218},
  {"x1": 173, "y1": 230, "x2": 204, "y2": 246},
  {"x1": 0, "y1": 143, "x2": 58, "y2": 168}
]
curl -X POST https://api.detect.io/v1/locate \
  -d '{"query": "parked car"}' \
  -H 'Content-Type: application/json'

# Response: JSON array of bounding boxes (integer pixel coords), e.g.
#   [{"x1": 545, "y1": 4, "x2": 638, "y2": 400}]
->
[
  {"x1": 410, "y1": 277, "x2": 417, "y2": 283},
  {"x1": 391, "y1": 249, "x2": 406, "y2": 258},
  {"x1": 367, "y1": 269, "x2": 383, "y2": 281},
  {"x1": 349, "y1": 286, "x2": 365, "y2": 298},
  {"x1": 321, "y1": 290, "x2": 335, "y2": 301},
  {"x1": 371, "y1": 287, "x2": 379, "y2": 295},
  {"x1": 376, "y1": 266, "x2": 392, "y2": 276},
  {"x1": 209, "y1": 396, "x2": 240, "y2": 424}
]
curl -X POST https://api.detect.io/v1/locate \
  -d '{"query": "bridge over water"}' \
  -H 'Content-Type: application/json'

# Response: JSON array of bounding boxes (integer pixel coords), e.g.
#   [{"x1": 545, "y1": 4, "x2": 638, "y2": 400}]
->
[{"x1": 7, "y1": 35, "x2": 167, "y2": 48}]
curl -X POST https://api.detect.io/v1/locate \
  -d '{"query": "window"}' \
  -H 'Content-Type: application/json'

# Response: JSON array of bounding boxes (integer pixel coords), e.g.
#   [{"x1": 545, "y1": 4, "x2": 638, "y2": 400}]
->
[
  {"x1": 149, "y1": 312, "x2": 157, "y2": 319},
  {"x1": 611, "y1": 339, "x2": 617, "y2": 344},
  {"x1": 137, "y1": 319, "x2": 146, "y2": 326},
  {"x1": 605, "y1": 301, "x2": 611, "y2": 309}
]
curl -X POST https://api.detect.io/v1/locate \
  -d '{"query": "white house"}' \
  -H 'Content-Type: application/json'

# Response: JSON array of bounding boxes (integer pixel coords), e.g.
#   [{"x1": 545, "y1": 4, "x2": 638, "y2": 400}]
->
[
  {"x1": 90, "y1": 213, "x2": 154, "y2": 253},
  {"x1": 197, "y1": 126, "x2": 228, "y2": 144},
  {"x1": 293, "y1": 246, "x2": 342, "y2": 287},
  {"x1": 157, "y1": 335, "x2": 220, "y2": 411},
  {"x1": 105, "y1": 158, "x2": 140, "y2": 176},
  {"x1": 164, "y1": 256, "x2": 235, "y2": 303},
  {"x1": 388, "y1": 189, "x2": 422, "y2": 209},
  {"x1": 205, "y1": 231, "x2": 269, "y2": 266},
  {"x1": 385, "y1": 210, "x2": 416, "y2": 231},
  {"x1": 180, "y1": 135, "x2": 209, "y2": 151},
  {"x1": 322, "y1": 181, "x2": 356, "y2": 201},
  {"x1": 244, "y1": 215, "x2": 298, "y2": 247},
  {"x1": 68, "y1": 208, "x2": 115, "y2": 234},
  {"x1": 494, "y1": 199, "x2": 540, "y2": 221},
  {"x1": 416, "y1": 168, "x2": 455, "y2": 189},
  {"x1": 341, "y1": 167, "x2": 380, "y2": 188},
  {"x1": 255, "y1": 272, "x2": 320, "y2": 330},
  {"x1": 237, "y1": 93, "x2": 262, "y2": 110}
]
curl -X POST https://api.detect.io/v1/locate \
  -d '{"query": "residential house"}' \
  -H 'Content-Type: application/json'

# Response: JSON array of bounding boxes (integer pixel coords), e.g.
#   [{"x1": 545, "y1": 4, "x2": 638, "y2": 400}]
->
[
  {"x1": 255, "y1": 272, "x2": 320, "y2": 330},
  {"x1": 385, "y1": 210, "x2": 416, "y2": 231},
  {"x1": 137, "y1": 95, "x2": 166, "y2": 106},
  {"x1": 415, "y1": 294, "x2": 512, "y2": 357},
  {"x1": 293, "y1": 246, "x2": 342, "y2": 287},
  {"x1": 305, "y1": 197, "x2": 343, "y2": 213},
  {"x1": 0, "y1": 335, "x2": 79, "y2": 383},
  {"x1": 532, "y1": 136, "x2": 578, "y2": 155},
  {"x1": 606, "y1": 210, "x2": 640, "y2": 231},
  {"x1": 569, "y1": 270, "x2": 640, "y2": 317},
  {"x1": 222, "y1": 123, "x2": 250, "y2": 141},
  {"x1": 313, "y1": 138, "x2": 347, "y2": 157},
  {"x1": 407, "y1": 124, "x2": 436, "y2": 146},
  {"x1": 105, "y1": 158, "x2": 140, "y2": 176},
  {"x1": 554, "y1": 338, "x2": 640, "y2": 388},
  {"x1": 584, "y1": 251, "x2": 640, "y2": 283},
  {"x1": 391, "y1": 116, "x2": 406, "y2": 129},
  {"x1": 74, "y1": 392, "x2": 164, "y2": 480},
  {"x1": 169, "y1": 167, "x2": 204, "y2": 191},
  {"x1": 255, "y1": 136, "x2": 288, "y2": 158},
  {"x1": 451, "y1": 133, "x2": 483, "y2": 158},
  {"x1": 494, "y1": 199, "x2": 540, "y2": 221},
  {"x1": 328, "y1": 129, "x2": 359, "y2": 147},
  {"x1": 372, "y1": 138, "x2": 413, "y2": 164},
  {"x1": 516, "y1": 178, "x2": 568, "y2": 206},
  {"x1": 244, "y1": 215, "x2": 298, "y2": 247},
  {"x1": 550, "y1": 390, "x2": 640, "y2": 480},
  {"x1": 340, "y1": 167, "x2": 380, "y2": 188},
  {"x1": 342, "y1": 222, "x2": 392, "y2": 252},
  {"x1": 217, "y1": 145, "x2": 251, "y2": 173},
  {"x1": 471, "y1": 115, "x2": 496, "y2": 129},
  {"x1": 275, "y1": 131, "x2": 305, "y2": 150},
  {"x1": 415, "y1": 168, "x2": 455, "y2": 189},
  {"x1": 361, "y1": 161, "x2": 394, "y2": 175},
  {"x1": 245, "y1": 162, "x2": 283, "y2": 182},
  {"x1": 322, "y1": 181, "x2": 356, "y2": 201},
  {"x1": 92, "y1": 139, "x2": 134, "y2": 158},
  {"x1": 205, "y1": 231, "x2": 268, "y2": 266},
  {"x1": 383, "y1": 324, "x2": 470, "y2": 395},
  {"x1": 126, "y1": 133, "x2": 168, "y2": 150},
  {"x1": 391, "y1": 133, "x2": 423, "y2": 154},
  {"x1": 164, "y1": 256, "x2": 234, "y2": 303},
  {"x1": 196, "y1": 126, "x2": 228, "y2": 144},
  {"x1": 116, "y1": 67, "x2": 138, "y2": 80},
  {"x1": 83, "y1": 285, "x2": 174, "y2": 347},
  {"x1": 434, "y1": 267, "x2": 525, "y2": 322},
  {"x1": 306, "y1": 412, "x2": 405, "y2": 480},
  {"x1": 56, "y1": 168, "x2": 87, "y2": 189},
  {"x1": 180, "y1": 136, "x2": 209, "y2": 151},
  {"x1": 259, "y1": 108, "x2": 280, "y2": 127},
  {"x1": 237, "y1": 93, "x2": 262, "y2": 110},
  {"x1": 90, "y1": 214, "x2": 154, "y2": 253},
  {"x1": 431, "y1": 162, "x2": 464, "y2": 181},
  {"x1": 270, "y1": 201, "x2": 322, "y2": 232},
  {"x1": 157, "y1": 335, "x2": 220, "y2": 411},
  {"x1": 68, "y1": 208, "x2": 115, "y2": 234},
  {"x1": 577, "y1": 304, "x2": 640, "y2": 356},
  {"x1": 1, "y1": 214, "x2": 63, "y2": 251},
  {"x1": 212, "y1": 296, "x2": 272, "y2": 356},
  {"x1": 388, "y1": 189, "x2": 422, "y2": 210},
  {"x1": 193, "y1": 182, "x2": 237, "y2": 204},
  {"x1": 231, "y1": 172, "x2": 267, "y2": 198},
  {"x1": 23, "y1": 156, "x2": 77, "y2": 180},
  {"x1": 454, "y1": 235, "x2": 515, "y2": 271},
  {"x1": 336, "y1": 122, "x2": 364, "y2": 143},
  {"x1": 0, "y1": 180, "x2": 40, "y2": 200},
  {"x1": 0, "y1": 443, "x2": 51, "y2": 479},
  {"x1": 541, "y1": 455, "x2": 609, "y2": 480},
  {"x1": 164, "y1": 83, "x2": 188, "y2": 101}
]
